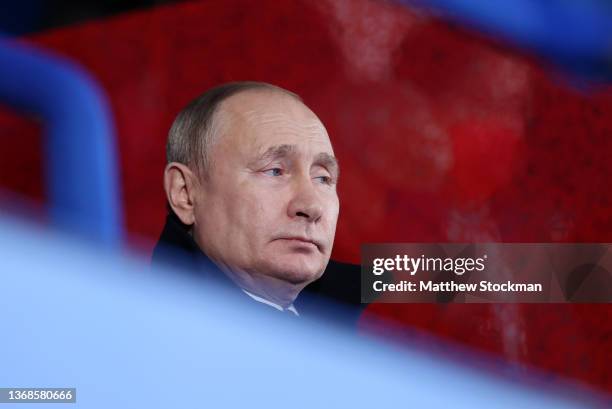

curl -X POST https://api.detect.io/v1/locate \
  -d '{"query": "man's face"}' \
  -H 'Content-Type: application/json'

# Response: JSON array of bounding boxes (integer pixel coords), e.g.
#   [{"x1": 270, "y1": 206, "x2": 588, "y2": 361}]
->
[{"x1": 191, "y1": 91, "x2": 339, "y2": 287}]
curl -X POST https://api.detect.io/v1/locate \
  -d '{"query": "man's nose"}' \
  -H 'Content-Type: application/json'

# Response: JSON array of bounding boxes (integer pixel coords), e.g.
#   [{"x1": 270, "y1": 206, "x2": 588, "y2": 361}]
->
[{"x1": 287, "y1": 176, "x2": 323, "y2": 222}]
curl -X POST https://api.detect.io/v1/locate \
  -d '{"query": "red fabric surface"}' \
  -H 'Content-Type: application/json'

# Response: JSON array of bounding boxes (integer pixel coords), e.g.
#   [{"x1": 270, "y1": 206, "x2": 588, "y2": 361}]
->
[{"x1": 0, "y1": 0, "x2": 610, "y2": 393}]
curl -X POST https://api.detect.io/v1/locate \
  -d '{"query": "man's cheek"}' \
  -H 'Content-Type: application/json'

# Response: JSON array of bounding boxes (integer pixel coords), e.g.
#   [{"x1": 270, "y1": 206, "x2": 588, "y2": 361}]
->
[
  {"x1": 239, "y1": 202, "x2": 272, "y2": 249},
  {"x1": 325, "y1": 199, "x2": 340, "y2": 229}
]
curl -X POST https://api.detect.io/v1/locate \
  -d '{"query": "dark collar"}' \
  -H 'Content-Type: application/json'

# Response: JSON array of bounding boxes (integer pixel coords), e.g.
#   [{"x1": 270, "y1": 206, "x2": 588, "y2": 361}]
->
[{"x1": 151, "y1": 211, "x2": 226, "y2": 283}]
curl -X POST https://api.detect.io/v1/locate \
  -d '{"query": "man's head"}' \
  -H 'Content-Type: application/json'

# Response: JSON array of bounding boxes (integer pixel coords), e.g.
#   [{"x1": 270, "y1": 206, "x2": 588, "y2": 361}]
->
[{"x1": 164, "y1": 82, "x2": 339, "y2": 304}]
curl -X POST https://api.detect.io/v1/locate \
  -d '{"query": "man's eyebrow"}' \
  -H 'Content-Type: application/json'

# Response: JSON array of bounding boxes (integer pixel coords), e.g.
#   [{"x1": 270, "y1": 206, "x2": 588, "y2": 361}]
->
[
  {"x1": 254, "y1": 144, "x2": 296, "y2": 164},
  {"x1": 313, "y1": 152, "x2": 340, "y2": 179}
]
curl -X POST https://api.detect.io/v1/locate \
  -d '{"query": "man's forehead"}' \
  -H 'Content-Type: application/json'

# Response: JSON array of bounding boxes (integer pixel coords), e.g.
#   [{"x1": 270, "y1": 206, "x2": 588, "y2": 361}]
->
[
  {"x1": 221, "y1": 88, "x2": 300, "y2": 112},
  {"x1": 218, "y1": 90, "x2": 332, "y2": 152},
  {"x1": 243, "y1": 110, "x2": 326, "y2": 132},
  {"x1": 223, "y1": 91, "x2": 323, "y2": 127}
]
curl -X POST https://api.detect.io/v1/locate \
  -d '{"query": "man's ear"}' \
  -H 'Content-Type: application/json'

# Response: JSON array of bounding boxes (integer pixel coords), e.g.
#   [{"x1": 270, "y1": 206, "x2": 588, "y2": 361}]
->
[{"x1": 163, "y1": 162, "x2": 199, "y2": 226}]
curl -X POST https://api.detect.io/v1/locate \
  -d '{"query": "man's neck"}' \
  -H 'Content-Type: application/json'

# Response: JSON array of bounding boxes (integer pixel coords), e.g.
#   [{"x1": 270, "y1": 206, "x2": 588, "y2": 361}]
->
[
  {"x1": 241, "y1": 289, "x2": 300, "y2": 316},
  {"x1": 213, "y1": 263, "x2": 305, "y2": 309}
]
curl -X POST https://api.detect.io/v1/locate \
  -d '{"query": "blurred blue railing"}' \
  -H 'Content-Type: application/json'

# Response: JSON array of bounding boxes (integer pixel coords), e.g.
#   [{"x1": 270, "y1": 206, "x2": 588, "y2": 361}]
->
[
  {"x1": 399, "y1": 0, "x2": 612, "y2": 83},
  {"x1": 0, "y1": 39, "x2": 123, "y2": 245}
]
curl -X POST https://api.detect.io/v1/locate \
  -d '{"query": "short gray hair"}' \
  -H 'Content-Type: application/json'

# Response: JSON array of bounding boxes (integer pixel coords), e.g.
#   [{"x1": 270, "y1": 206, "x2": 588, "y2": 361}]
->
[{"x1": 166, "y1": 81, "x2": 302, "y2": 177}]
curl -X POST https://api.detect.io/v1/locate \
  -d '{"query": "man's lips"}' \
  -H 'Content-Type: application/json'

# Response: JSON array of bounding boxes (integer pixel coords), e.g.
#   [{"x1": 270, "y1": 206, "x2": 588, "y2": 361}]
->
[{"x1": 275, "y1": 236, "x2": 323, "y2": 251}]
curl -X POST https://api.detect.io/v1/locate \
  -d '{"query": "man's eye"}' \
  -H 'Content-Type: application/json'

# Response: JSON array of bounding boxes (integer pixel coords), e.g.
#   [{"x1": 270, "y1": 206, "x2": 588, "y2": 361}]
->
[
  {"x1": 314, "y1": 175, "x2": 333, "y2": 185},
  {"x1": 263, "y1": 168, "x2": 283, "y2": 177}
]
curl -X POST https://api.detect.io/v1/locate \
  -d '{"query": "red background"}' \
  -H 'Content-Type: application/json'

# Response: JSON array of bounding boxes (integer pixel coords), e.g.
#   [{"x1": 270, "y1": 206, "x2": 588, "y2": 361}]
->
[{"x1": 0, "y1": 0, "x2": 610, "y2": 393}]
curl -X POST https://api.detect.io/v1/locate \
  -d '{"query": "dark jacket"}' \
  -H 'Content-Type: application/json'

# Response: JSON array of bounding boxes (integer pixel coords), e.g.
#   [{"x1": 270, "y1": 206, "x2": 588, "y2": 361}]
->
[{"x1": 151, "y1": 212, "x2": 365, "y2": 327}]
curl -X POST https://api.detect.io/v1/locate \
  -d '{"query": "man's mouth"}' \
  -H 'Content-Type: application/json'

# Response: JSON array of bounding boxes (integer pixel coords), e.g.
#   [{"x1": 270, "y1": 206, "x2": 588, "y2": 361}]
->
[{"x1": 276, "y1": 236, "x2": 322, "y2": 252}]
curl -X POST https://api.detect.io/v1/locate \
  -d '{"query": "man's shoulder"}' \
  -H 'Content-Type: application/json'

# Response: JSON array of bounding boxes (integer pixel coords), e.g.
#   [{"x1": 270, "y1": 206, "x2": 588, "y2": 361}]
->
[
  {"x1": 297, "y1": 259, "x2": 365, "y2": 326},
  {"x1": 303, "y1": 259, "x2": 362, "y2": 306}
]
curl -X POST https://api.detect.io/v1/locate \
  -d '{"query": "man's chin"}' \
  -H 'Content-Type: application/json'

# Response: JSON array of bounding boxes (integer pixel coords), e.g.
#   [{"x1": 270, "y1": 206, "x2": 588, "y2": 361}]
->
[{"x1": 261, "y1": 257, "x2": 326, "y2": 285}]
